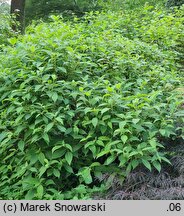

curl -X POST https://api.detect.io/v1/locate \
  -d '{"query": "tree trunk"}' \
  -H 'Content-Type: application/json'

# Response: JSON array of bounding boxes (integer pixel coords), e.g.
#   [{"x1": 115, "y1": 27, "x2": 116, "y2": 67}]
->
[{"x1": 10, "y1": 0, "x2": 26, "y2": 34}]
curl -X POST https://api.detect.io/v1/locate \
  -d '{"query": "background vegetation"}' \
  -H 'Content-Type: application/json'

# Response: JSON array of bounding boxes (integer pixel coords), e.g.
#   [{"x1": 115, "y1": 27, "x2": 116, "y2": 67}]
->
[{"x1": 0, "y1": 0, "x2": 183, "y2": 199}]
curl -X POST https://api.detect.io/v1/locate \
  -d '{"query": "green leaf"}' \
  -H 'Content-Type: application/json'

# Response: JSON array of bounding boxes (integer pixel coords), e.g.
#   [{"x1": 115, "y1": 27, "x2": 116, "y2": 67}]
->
[
  {"x1": 15, "y1": 114, "x2": 24, "y2": 124},
  {"x1": 51, "y1": 92, "x2": 58, "y2": 102},
  {"x1": 129, "y1": 151, "x2": 139, "y2": 157},
  {"x1": 159, "y1": 129, "x2": 166, "y2": 136},
  {"x1": 101, "y1": 108, "x2": 110, "y2": 114},
  {"x1": 56, "y1": 117, "x2": 64, "y2": 124},
  {"x1": 0, "y1": 132, "x2": 8, "y2": 142},
  {"x1": 45, "y1": 179, "x2": 55, "y2": 186},
  {"x1": 58, "y1": 67, "x2": 67, "y2": 73},
  {"x1": 96, "y1": 140, "x2": 104, "y2": 147},
  {"x1": 52, "y1": 145, "x2": 62, "y2": 153},
  {"x1": 35, "y1": 85, "x2": 42, "y2": 92},
  {"x1": 131, "y1": 160, "x2": 139, "y2": 169},
  {"x1": 92, "y1": 117, "x2": 98, "y2": 128},
  {"x1": 85, "y1": 140, "x2": 95, "y2": 149},
  {"x1": 161, "y1": 157, "x2": 171, "y2": 164},
  {"x1": 104, "y1": 155, "x2": 116, "y2": 165},
  {"x1": 142, "y1": 159, "x2": 151, "y2": 171},
  {"x1": 42, "y1": 133, "x2": 49, "y2": 144},
  {"x1": 45, "y1": 122, "x2": 54, "y2": 132},
  {"x1": 74, "y1": 185, "x2": 87, "y2": 194},
  {"x1": 152, "y1": 161, "x2": 161, "y2": 172},
  {"x1": 89, "y1": 145, "x2": 96, "y2": 157},
  {"x1": 108, "y1": 122, "x2": 113, "y2": 129},
  {"x1": 80, "y1": 168, "x2": 92, "y2": 184},
  {"x1": 65, "y1": 144, "x2": 73, "y2": 152},
  {"x1": 38, "y1": 166, "x2": 47, "y2": 178},
  {"x1": 121, "y1": 135, "x2": 128, "y2": 144},
  {"x1": 25, "y1": 189, "x2": 35, "y2": 200},
  {"x1": 119, "y1": 121, "x2": 126, "y2": 129},
  {"x1": 118, "y1": 154, "x2": 127, "y2": 167},
  {"x1": 37, "y1": 185, "x2": 44, "y2": 199},
  {"x1": 53, "y1": 169, "x2": 60, "y2": 178},
  {"x1": 18, "y1": 140, "x2": 25, "y2": 152},
  {"x1": 57, "y1": 125, "x2": 66, "y2": 133},
  {"x1": 8, "y1": 37, "x2": 17, "y2": 45},
  {"x1": 63, "y1": 164, "x2": 74, "y2": 173},
  {"x1": 65, "y1": 152, "x2": 73, "y2": 165},
  {"x1": 149, "y1": 139, "x2": 157, "y2": 147},
  {"x1": 15, "y1": 125, "x2": 26, "y2": 134},
  {"x1": 52, "y1": 149, "x2": 65, "y2": 159},
  {"x1": 16, "y1": 107, "x2": 23, "y2": 113},
  {"x1": 38, "y1": 152, "x2": 45, "y2": 165},
  {"x1": 126, "y1": 163, "x2": 132, "y2": 173},
  {"x1": 90, "y1": 162, "x2": 101, "y2": 167},
  {"x1": 84, "y1": 107, "x2": 92, "y2": 114},
  {"x1": 132, "y1": 119, "x2": 140, "y2": 124},
  {"x1": 133, "y1": 124, "x2": 145, "y2": 132},
  {"x1": 96, "y1": 150, "x2": 110, "y2": 159}
]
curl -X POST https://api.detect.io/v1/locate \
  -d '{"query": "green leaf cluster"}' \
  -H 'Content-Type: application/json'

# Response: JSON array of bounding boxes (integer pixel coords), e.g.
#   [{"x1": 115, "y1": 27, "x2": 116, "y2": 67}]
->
[{"x1": 0, "y1": 4, "x2": 183, "y2": 199}]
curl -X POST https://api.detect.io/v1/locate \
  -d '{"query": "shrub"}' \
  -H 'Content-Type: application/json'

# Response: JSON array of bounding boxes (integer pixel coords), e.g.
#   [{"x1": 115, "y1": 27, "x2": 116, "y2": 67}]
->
[
  {"x1": 0, "y1": 13, "x2": 17, "y2": 47},
  {"x1": 0, "y1": 6, "x2": 183, "y2": 199}
]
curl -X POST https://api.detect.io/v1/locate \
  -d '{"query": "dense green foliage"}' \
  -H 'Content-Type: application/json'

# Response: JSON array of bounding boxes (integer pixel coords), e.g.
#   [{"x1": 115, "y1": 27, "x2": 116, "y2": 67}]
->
[
  {"x1": 0, "y1": 2, "x2": 9, "y2": 13},
  {"x1": 0, "y1": 3, "x2": 18, "y2": 46},
  {"x1": 0, "y1": 1, "x2": 183, "y2": 199},
  {"x1": 25, "y1": 0, "x2": 100, "y2": 23},
  {"x1": 24, "y1": 0, "x2": 165, "y2": 24},
  {"x1": 166, "y1": 0, "x2": 184, "y2": 7},
  {"x1": 0, "y1": 8, "x2": 17, "y2": 46}
]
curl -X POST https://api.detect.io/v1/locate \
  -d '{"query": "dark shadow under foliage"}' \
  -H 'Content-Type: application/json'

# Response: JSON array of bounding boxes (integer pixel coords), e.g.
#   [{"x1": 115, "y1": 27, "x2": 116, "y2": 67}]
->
[{"x1": 94, "y1": 140, "x2": 184, "y2": 200}]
